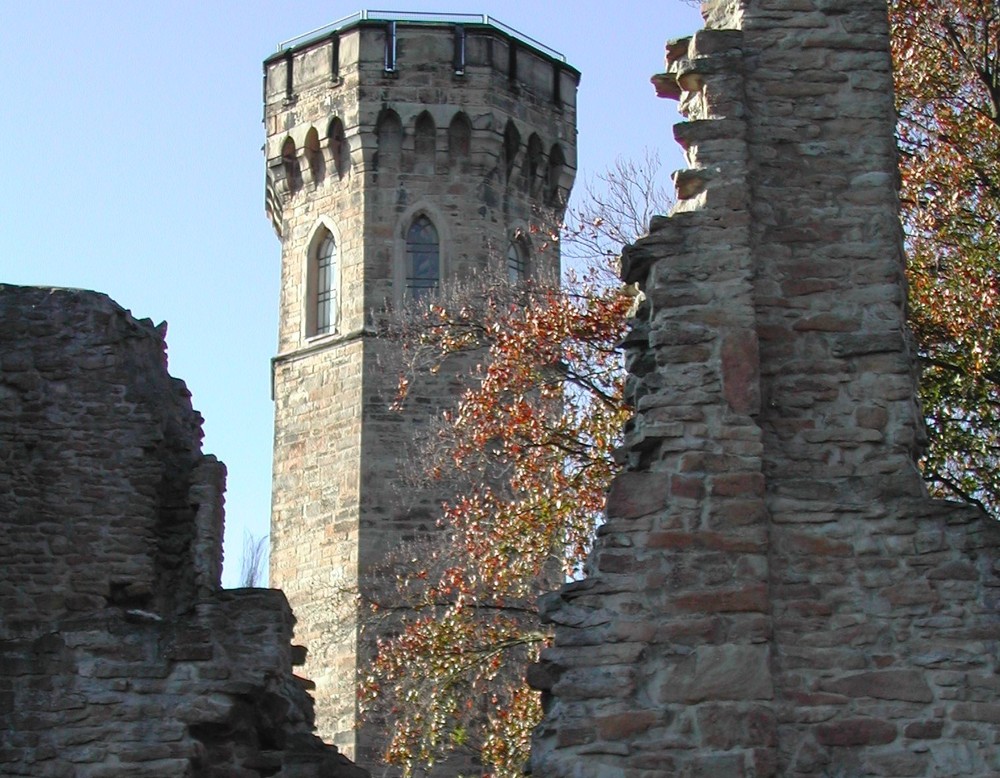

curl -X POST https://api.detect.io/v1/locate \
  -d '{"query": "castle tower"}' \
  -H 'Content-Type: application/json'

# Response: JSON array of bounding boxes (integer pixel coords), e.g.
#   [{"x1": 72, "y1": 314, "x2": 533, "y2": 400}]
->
[{"x1": 263, "y1": 12, "x2": 578, "y2": 766}]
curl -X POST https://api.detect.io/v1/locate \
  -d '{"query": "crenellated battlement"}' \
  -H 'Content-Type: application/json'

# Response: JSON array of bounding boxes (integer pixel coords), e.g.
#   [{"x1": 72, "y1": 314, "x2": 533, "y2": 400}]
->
[
  {"x1": 262, "y1": 14, "x2": 579, "y2": 240},
  {"x1": 262, "y1": 13, "x2": 575, "y2": 117}
]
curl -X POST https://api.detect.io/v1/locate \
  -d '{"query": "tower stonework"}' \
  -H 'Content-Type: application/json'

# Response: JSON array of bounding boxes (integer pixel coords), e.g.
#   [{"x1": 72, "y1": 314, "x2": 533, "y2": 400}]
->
[{"x1": 263, "y1": 12, "x2": 578, "y2": 765}]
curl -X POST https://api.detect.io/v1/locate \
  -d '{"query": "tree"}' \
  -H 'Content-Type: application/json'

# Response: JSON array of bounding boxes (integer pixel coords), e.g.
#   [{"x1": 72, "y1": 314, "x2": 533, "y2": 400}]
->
[
  {"x1": 359, "y1": 154, "x2": 670, "y2": 777},
  {"x1": 353, "y1": 8, "x2": 1000, "y2": 771},
  {"x1": 239, "y1": 530, "x2": 269, "y2": 587},
  {"x1": 889, "y1": 0, "x2": 1000, "y2": 516}
]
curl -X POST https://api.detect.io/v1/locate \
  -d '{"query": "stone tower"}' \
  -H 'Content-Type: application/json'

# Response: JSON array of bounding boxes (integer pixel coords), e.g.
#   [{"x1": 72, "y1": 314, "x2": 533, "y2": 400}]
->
[{"x1": 263, "y1": 11, "x2": 578, "y2": 766}]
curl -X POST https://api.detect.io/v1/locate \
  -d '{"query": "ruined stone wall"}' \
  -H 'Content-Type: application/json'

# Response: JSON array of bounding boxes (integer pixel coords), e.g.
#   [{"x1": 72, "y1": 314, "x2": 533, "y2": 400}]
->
[
  {"x1": 0, "y1": 286, "x2": 365, "y2": 778},
  {"x1": 0, "y1": 286, "x2": 223, "y2": 625},
  {"x1": 530, "y1": 1, "x2": 1000, "y2": 775}
]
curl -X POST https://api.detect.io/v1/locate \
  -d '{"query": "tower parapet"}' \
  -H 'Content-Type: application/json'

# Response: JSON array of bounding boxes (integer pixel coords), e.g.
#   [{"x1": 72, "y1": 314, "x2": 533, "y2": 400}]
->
[
  {"x1": 263, "y1": 12, "x2": 578, "y2": 240},
  {"x1": 264, "y1": 12, "x2": 579, "y2": 770}
]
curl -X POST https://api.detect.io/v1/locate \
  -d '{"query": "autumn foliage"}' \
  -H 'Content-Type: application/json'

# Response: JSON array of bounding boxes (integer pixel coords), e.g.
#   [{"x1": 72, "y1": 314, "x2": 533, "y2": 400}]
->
[
  {"x1": 890, "y1": 0, "x2": 1000, "y2": 515},
  {"x1": 358, "y1": 5, "x2": 1000, "y2": 768},
  {"x1": 359, "y1": 158, "x2": 668, "y2": 776}
]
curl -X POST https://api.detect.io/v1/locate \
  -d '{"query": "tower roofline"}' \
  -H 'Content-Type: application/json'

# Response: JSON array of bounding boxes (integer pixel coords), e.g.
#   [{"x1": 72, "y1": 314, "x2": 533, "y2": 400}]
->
[{"x1": 266, "y1": 10, "x2": 579, "y2": 75}]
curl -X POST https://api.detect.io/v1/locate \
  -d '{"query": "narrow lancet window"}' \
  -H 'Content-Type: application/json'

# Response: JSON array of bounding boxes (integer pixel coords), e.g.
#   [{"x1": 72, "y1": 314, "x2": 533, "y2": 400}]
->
[
  {"x1": 316, "y1": 233, "x2": 337, "y2": 334},
  {"x1": 507, "y1": 240, "x2": 528, "y2": 283},
  {"x1": 405, "y1": 216, "x2": 440, "y2": 300}
]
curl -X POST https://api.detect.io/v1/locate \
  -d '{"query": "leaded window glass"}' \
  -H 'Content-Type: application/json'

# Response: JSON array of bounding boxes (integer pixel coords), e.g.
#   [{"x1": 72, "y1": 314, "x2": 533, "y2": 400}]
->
[
  {"x1": 316, "y1": 234, "x2": 337, "y2": 334},
  {"x1": 405, "y1": 216, "x2": 440, "y2": 300},
  {"x1": 507, "y1": 241, "x2": 527, "y2": 283}
]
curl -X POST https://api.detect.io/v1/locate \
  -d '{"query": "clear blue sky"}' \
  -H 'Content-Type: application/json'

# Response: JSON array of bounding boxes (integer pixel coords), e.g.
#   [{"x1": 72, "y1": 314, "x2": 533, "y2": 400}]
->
[{"x1": 1, "y1": 1, "x2": 702, "y2": 587}]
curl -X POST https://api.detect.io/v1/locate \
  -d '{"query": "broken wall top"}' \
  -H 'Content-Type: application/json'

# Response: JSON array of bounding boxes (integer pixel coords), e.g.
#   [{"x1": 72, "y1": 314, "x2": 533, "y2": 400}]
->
[
  {"x1": 0, "y1": 285, "x2": 224, "y2": 626},
  {"x1": 531, "y1": 1, "x2": 1000, "y2": 775}
]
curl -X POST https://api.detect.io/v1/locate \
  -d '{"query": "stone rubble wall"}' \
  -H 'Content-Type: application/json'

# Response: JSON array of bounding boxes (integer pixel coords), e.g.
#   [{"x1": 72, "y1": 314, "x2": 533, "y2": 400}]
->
[
  {"x1": 530, "y1": 1, "x2": 1000, "y2": 776},
  {"x1": 0, "y1": 286, "x2": 366, "y2": 777}
]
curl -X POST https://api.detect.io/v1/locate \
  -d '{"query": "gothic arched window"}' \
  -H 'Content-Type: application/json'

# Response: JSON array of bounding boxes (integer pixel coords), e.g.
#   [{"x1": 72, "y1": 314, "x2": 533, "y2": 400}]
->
[
  {"x1": 507, "y1": 239, "x2": 528, "y2": 283},
  {"x1": 315, "y1": 232, "x2": 337, "y2": 335},
  {"x1": 405, "y1": 215, "x2": 440, "y2": 300}
]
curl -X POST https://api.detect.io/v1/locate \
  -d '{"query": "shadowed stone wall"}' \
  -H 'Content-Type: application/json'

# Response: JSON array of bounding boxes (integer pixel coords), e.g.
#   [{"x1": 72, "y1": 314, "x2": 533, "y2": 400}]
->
[
  {"x1": 0, "y1": 286, "x2": 366, "y2": 777},
  {"x1": 530, "y1": 1, "x2": 1000, "y2": 775}
]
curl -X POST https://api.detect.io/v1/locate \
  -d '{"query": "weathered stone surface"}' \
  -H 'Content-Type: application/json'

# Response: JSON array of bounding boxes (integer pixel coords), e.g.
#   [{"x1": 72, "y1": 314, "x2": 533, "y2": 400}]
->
[
  {"x1": 606, "y1": 471, "x2": 673, "y2": 519},
  {"x1": 951, "y1": 702, "x2": 1000, "y2": 724},
  {"x1": 530, "y1": 1, "x2": 1000, "y2": 776},
  {"x1": 0, "y1": 286, "x2": 366, "y2": 777},
  {"x1": 264, "y1": 19, "x2": 579, "y2": 771},
  {"x1": 814, "y1": 718, "x2": 897, "y2": 747},
  {"x1": 904, "y1": 720, "x2": 944, "y2": 739},
  {"x1": 721, "y1": 329, "x2": 761, "y2": 414},
  {"x1": 654, "y1": 644, "x2": 774, "y2": 703},
  {"x1": 819, "y1": 670, "x2": 933, "y2": 703}
]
